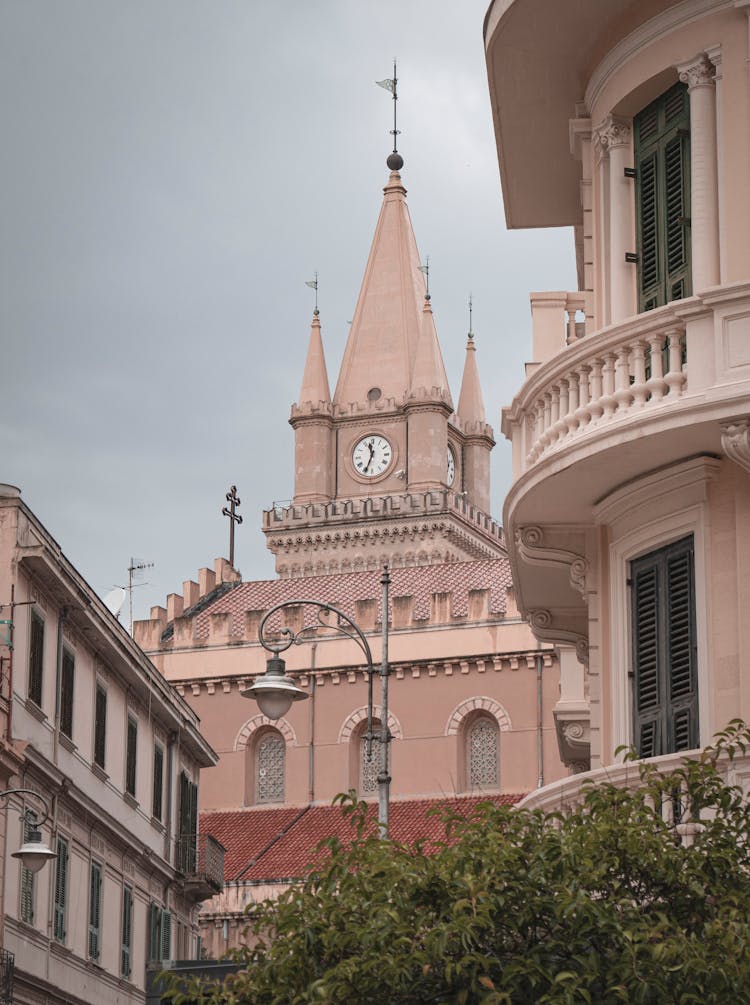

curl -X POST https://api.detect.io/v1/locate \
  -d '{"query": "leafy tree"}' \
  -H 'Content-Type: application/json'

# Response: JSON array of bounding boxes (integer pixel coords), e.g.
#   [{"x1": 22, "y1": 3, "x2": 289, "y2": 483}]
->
[{"x1": 169, "y1": 722, "x2": 750, "y2": 1004}]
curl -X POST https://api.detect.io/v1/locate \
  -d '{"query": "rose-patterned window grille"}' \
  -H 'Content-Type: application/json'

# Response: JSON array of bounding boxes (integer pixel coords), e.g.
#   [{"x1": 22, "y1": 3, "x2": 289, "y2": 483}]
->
[
  {"x1": 468, "y1": 716, "x2": 499, "y2": 789},
  {"x1": 256, "y1": 731, "x2": 285, "y2": 803}
]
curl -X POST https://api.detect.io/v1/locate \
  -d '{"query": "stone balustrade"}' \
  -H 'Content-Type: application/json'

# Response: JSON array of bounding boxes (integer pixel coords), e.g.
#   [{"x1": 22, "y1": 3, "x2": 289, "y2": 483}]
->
[{"x1": 505, "y1": 311, "x2": 687, "y2": 472}]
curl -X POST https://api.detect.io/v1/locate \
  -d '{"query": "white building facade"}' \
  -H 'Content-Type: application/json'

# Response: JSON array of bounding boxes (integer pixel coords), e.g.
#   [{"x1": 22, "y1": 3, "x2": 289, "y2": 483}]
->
[{"x1": 0, "y1": 484, "x2": 222, "y2": 1005}]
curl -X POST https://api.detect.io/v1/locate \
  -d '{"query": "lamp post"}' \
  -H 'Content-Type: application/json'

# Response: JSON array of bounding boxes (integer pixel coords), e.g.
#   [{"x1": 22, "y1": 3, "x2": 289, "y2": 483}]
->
[
  {"x1": 242, "y1": 565, "x2": 392, "y2": 837},
  {"x1": 1, "y1": 789, "x2": 56, "y2": 873}
]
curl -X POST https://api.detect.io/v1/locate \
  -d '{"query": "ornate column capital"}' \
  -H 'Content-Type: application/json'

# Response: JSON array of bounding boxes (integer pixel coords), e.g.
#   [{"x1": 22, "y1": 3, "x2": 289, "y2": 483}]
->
[
  {"x1": 593, "y1": 114, "x2": 631, "y2": 154},
  {"x1": 721, "y1": 417, "x2": 750, "y2": 473},
  {"x1": 677, "y1": 53, "x2": 716, "y2": 91}
]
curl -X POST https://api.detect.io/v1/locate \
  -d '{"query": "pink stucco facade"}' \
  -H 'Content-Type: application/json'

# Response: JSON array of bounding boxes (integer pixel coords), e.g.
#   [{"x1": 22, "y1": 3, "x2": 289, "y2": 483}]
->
[{"x1": 484, "y1": 0, "x2": 750, "y2": 791}]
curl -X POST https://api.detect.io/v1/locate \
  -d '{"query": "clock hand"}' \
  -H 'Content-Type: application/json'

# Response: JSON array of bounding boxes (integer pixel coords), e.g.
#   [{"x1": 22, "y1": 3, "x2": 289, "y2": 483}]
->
[{"x1": 364, "y1": 442, "x2": 375, "y2": 473}]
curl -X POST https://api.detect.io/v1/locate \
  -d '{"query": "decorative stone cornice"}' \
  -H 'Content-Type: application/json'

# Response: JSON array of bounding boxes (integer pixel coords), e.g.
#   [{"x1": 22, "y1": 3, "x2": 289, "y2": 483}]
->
[
  {"x1": 678, "y1": 53, "x2": 716, "y2": 91},
  {"x1": 721, "y1": 417, "x2": 750, "y2": 473}
]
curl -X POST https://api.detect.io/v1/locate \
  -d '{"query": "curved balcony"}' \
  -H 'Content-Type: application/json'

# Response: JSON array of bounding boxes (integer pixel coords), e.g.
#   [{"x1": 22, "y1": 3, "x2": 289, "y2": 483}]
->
[
  {"x1": 519, "y1": 747, "x2": 750, "y2": 832},
  {"x1": 502, "y1": 282, "x2": 750, "y2": 534}
]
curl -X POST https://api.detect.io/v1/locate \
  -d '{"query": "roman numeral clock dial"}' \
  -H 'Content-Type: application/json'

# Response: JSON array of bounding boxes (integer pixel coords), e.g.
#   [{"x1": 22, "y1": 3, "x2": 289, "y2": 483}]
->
[{"x1": 352, "y1": 435, "x2": 392, "y2": 477}]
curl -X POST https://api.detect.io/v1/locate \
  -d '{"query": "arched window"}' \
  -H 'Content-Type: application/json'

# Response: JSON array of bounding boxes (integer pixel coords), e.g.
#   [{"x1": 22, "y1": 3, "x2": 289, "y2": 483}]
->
[
  {"x1": 466, "y1": 715, "x2": 499, "y2": 790},
  {"x1": 255, "y1": 730, "x2": 285, "y2": 804}
]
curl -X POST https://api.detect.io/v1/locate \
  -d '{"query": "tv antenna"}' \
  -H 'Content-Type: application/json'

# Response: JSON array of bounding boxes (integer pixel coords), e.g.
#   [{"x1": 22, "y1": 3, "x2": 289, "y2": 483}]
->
[{"x1": 121, "y1": 558, "x2": 154, "y2": 636}]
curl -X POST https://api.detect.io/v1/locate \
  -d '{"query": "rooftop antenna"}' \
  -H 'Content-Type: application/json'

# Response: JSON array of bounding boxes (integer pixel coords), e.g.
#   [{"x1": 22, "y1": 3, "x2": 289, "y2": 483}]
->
[
  {"x1": 124, "y1": 558, "x2": 153, "y2": 636},
  {"x1": 468, "y1": 294, "x2": 474, "y2": 341},
  {"x1": 376, "y1": 59, "x2": 403, "y2": 171},
  {"x1": 305, "y1": 273, "x2": 319, "y2": 316}
]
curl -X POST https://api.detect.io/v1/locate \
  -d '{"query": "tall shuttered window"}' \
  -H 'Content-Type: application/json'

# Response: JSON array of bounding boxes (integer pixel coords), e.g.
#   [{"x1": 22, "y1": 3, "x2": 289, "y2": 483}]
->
[
  {"x1": 176, "y1": 771, "x2": 198, "y2": 873},
  {"x1": 125, "y1": 716, "x2": 137, "y2": 797},
  {"x1": 60, "y1": 649, "x2": 75, "y2": 739},
  {"x1": 152, "y1": 744, "x2": 164, "y2": 821},
  {"x1": 94, "y1": 684, "x2": 107, "y2": 769},
  {"x1": 88, "y1": 860, "x2": 102, "y2": 960},
  {"x1": 19, "y1": 817, "x2": 35, "y2": 924},
  {"x1": 54, "y1": 837, "x2": 69, "y2": 942},
  {"x1": 631, "y1": 535, "x2": 698, "y2": 758},
  {"x1": 147, "y1": 903, "x2": 171, "y2": 961},
  {"x1": 121, "y1": 885, "x2": 133, "y2": 978},
  {"x1": 634, "y1": 82, "x2": 691, "y2": 311},
  {"x1": 28, "y1": 611, "x2": 44, "y2": 708}
]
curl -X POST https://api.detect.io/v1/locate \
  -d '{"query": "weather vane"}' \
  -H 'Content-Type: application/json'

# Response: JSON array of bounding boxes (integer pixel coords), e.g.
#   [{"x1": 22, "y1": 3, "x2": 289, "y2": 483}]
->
[
  {"x1": 419, "y1": 256, "x2": 430, "y2": 299},
  {"x1": 305, "y1": 272, "x2": 319, "y2": 315},
  {"x1": 376, "y1": 59, "x2": 402, "y2": 168}
]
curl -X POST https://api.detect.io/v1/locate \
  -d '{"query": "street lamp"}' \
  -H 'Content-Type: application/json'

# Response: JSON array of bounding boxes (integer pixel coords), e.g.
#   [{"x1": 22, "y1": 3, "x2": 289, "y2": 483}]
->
[
  {"x1": 1, "y1": 789, "x2": 56, "y2": 873},
  {"x1": 242, "y1": 565, "x2": 392, "y2": 836}
]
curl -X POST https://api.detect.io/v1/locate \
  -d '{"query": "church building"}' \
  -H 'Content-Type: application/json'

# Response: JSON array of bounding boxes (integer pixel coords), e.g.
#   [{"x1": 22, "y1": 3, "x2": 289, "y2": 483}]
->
[{"x1": 135, "y1": 146, "x2": 570, "y2": 953}]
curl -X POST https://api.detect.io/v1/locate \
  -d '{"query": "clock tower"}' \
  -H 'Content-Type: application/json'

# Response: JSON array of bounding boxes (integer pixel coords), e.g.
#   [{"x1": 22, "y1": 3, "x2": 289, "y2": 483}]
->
[{"x1": 264, "y1": 154, "x2": 502, "y2": 578}]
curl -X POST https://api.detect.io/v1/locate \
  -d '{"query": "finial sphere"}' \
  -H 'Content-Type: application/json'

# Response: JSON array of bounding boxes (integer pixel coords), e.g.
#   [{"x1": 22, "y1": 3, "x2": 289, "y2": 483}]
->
[{"x1": 387, "y1": 152, "x2": 404, "y2": 171}]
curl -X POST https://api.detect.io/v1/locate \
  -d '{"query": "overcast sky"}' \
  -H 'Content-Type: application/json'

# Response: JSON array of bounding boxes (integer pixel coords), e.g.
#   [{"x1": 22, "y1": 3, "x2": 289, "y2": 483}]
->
[{"x1": 1, "y1": 0, "x2": 575, "y2": 626}]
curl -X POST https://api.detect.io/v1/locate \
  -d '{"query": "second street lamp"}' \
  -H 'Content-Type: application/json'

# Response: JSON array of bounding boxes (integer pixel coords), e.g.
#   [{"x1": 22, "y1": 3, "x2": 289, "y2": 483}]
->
[{"x1": 242, "y1": 565, "x2": 392, "y2": 836}]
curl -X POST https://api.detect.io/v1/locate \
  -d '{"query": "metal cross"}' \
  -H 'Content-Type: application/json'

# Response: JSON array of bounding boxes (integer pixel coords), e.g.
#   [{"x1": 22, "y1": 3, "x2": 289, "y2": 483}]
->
[{"x1": 222, "y1": 486, "x2": 243, "y2": 568}]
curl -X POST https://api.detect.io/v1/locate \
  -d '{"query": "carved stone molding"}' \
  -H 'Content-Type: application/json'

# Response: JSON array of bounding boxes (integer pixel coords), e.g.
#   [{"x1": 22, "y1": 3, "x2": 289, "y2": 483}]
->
[
  {"x1": 721, "y1": 417, "x2": 750, "y2": 474},
  {"x1": 234, "y1": 714, "x2": 297, "y2": 751},
  {"x1": 554, "y1": 702, "x2": 591, "y2": 774},
  {"x1": 515, "y1": 526, "x2": 588, "y2": 598},
  {"x1": 338, "y1": 706, "x2": 403, "y2": 743},
  {"x1": 678, "y1": 53, "x2": 715, "y2": 91},
  {"x1": 444, "y1": 696, "x2": 512, "y2": 736}
]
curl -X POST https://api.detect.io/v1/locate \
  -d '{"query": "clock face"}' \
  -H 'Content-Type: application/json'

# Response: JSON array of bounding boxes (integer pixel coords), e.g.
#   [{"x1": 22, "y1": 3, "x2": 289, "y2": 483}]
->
[
  {"x1": 352, "y1": 435, "x2": 392, "y2": 478},
  {"x1": 447, "y1": 446, "x2": 456, "y2": 487}
]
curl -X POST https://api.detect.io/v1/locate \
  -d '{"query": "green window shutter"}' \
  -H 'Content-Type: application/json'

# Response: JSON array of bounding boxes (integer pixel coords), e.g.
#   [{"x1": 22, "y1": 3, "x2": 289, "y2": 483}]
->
[
  {"x1": 152, "y1": 745, "x2": 164, "y2": 821},
  {"x1": 94, "y1": 684, "x2": 107, "y2": 769},
  {"x1": 148, "y1": 902, "x2": 160, "y2": 961},
  {"x1": 160, "y1": 909, "x2": 172, "y2": 962},
  {"x1": 631, "y1": 535, "x2": 697, "y2": 757},
  {"x1": 126, "y1": 717, "x2": 138, "y2": 797},
  {"x1": 635, "y1": 82, "x2": 691, "y2": 311},
  {"x1": 19, "y1": 817, "x2": 35, "y2": 924},
  {"x1": 54, "y1": 837, "x2": 69, "y2": 942},
  {"x1": 60, "y1": 650, "x2": 75, "y2": 739},
  {"x1": 88, "y1": 861, "x2": 102, "y2": 959},
  {"x1": 177, "y1": 772, "x2": 197, "y2": 873},
  {"x1": 28, "y1": 611, "x2": 44, "y2": 707},
  {"x1": 121, "y1": 886, "x2": 133, "y2": 978}
]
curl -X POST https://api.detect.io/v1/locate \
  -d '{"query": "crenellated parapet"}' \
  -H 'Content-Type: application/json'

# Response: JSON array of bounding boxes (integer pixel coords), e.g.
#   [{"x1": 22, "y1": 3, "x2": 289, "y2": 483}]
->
[{"x1": 262, "y1": 490, "x2": 504, "y2": 577}]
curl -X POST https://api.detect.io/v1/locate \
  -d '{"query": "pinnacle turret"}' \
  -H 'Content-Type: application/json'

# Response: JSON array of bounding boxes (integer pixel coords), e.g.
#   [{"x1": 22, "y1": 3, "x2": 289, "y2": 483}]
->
[
  {"x1": 410, "y1": 296, "x2": 453, "y2": 407},
  {"x1": 297, "y1": 311, "x2": 331, "y2": 408},
  {"x1": 457, "y1": 333, "x2": 487, "y2": 426}
]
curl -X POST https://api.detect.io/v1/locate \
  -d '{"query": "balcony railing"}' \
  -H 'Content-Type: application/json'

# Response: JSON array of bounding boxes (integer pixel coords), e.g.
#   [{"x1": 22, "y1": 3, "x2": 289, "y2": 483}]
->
[
  {"x1": 504, "y1": 309, "x2": 688, "y2": 474},
  {"x1": 175, "y1": 833, "x2": 225, "y2": 901},
  {"x1": 0, "y1": 950, "x2": 13, "y2": 1005}
]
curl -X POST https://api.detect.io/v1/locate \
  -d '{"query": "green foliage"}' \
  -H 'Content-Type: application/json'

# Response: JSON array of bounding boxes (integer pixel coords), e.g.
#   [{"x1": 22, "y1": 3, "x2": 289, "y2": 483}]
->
[{"x1": 168, "y1": 722, "x2": 750, "y2": 1005}]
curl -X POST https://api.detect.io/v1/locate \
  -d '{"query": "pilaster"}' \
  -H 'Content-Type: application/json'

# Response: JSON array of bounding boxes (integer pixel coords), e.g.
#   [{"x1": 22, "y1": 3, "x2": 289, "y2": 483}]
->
[{"x1": 594, "y1": 115, "x2": 635, "y2": 323}]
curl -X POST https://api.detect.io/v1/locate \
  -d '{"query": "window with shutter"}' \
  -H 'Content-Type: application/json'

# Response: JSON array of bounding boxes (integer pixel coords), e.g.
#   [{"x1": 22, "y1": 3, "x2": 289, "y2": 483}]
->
[
  {"x1": 121, "y1": 885, "x2": 133, "y2": 978},
  {"x1": 631, "y1": 535, "x2": 697, "y2": 757},
  {"x1": 19, "y1": 817, "x2": 35, "y2": 924},
  {"x1": 60, "y1": 649, "x2": 75, "y2": 739},
  {"x1": 54, "y1": 837, "x2": 69, "y2": 942},
  {"x1": 177, "y1": 771, "x2": 198, "y2": 872},
  {"x1": 88, "y1": 861, "x2": 102, "y2": 960},
  {"x1": 152, "y1": 744, "x2": 164, "y2": 820},
  {"x1": 94, "y1": 684, "x2": 107, "y2": 769},
  {"x1": 160, "y1": 909, "x2": 172, "y2": 962},
  {"x1": 147, "y1": 902, "x2": 160, "y2": 961},
  {"x1": 28, "y1": 611, "x2": 44, "y2": 708},
  {"x1": 125, "y1": 716, "x2": 137, "y2": 797},
  {"x1": 634, "y1": 82, "x2": 691, "y2": 311}
]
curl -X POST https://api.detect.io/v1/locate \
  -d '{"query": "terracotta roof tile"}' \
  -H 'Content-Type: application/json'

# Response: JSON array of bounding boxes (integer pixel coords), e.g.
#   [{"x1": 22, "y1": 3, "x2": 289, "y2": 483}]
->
[
  {"x1": 202, "y1": 793, "x2": 524, "y2": 883},
  {"x1": 192, "y1": 560, "x2": 512, "y2": 640}
]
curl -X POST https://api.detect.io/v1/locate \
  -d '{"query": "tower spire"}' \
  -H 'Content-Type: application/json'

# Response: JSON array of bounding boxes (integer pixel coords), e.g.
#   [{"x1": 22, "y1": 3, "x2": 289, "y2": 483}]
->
[
  {"x1": 410, "y1": 292, "x2": 453, "y2": 407},
  {"x1": 457, "y1": 299, "x2": 486, "y2": 424},
  {"x1": 297, "y1": 308, "x2": 331, "y2": 407}
]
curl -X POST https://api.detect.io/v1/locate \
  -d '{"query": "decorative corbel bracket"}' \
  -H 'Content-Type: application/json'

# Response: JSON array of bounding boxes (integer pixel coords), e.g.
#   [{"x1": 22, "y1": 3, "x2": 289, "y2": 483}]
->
[
  {"x1": 516, "y1": 526, "x2": 589, "y2": 598},
  {"x1": 721, "y1": 417, "x2": 750, "y2": 474}
]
